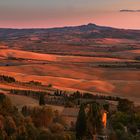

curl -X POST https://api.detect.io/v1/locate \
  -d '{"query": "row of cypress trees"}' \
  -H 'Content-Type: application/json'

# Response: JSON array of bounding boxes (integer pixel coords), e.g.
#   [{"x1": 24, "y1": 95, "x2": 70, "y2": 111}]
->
[{"x1": 76, "y1": 102, "x2": 103, "y2": 140}]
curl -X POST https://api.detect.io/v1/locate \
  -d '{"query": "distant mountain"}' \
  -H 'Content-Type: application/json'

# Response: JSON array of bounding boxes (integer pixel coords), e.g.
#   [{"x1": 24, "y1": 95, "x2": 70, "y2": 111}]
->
[
  {"x1": 0, "y1": 23, "x2": 140, "y2": 40},
  {"x1": 0, "y1": 23, "x2": 140, "y2": 54}
]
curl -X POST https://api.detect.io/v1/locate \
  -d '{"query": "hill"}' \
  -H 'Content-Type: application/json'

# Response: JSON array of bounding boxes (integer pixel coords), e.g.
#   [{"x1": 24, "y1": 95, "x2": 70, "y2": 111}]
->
[{"x1": 0, "y1": 23, "x2": 140, "y2": 104}]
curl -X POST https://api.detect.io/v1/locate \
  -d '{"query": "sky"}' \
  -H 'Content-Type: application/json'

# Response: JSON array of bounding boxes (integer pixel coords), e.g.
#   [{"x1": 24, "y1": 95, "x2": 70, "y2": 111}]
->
[{"x1": 0, "y1": 0, "x2": 140, "y2": 29}]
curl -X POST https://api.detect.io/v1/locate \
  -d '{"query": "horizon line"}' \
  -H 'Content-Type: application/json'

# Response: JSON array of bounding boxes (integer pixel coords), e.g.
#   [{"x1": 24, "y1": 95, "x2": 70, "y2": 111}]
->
[{"x1": 0, "y1": 23, "x2": 139, "y2": 30}]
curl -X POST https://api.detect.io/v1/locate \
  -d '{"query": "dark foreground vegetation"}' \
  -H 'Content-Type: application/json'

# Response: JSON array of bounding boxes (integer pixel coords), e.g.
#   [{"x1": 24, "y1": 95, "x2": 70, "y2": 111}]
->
[
  {"x1": 0, "y1": 91, "x2": 139, "y2": 140},
  {"x1": 0, "y1": 93, "x2": 76, "y2": 140},
  {"x1": 8, "y1": 89, "x2": 140, "y2": 140},
  {"x1": 0, "y1": 75, "x2": 140, "y2": 140}
]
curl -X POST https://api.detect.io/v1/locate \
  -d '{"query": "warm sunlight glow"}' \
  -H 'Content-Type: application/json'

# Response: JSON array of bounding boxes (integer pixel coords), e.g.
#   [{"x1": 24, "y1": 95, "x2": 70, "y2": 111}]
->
[{"x1": 102, "y1": 112, "x2": 107, "y2": 128}]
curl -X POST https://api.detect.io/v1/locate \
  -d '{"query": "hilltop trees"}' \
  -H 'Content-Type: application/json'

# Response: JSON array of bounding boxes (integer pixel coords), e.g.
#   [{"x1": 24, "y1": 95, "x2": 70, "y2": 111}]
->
[
  {"x1": 0, "y1": 75, "x2": 16, "y2": 83},
  {"x1": 27, "y1": 81, "x2": 42, "y2": 86}
]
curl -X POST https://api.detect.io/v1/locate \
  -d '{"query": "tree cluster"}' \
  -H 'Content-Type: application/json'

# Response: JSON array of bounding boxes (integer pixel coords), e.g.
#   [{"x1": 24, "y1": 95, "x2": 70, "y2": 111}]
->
[
  {"x1": 0, "y1": 75, "x2": 16, "y2": 83},
  {"x1": 109, "y1": 99, "x2": 140, "y2": 140},
  {"x1": 76, "y1": 102, "x2": 103, "y2": 140},
  {"x1": 0, "y1": 93, "x2": 76, "y2": 140}
]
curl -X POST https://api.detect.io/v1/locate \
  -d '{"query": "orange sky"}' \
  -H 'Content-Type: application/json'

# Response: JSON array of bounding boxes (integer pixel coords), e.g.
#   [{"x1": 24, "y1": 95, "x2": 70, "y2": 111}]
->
[{"x1": 0, "y1": 0, "x2": 140, "y2": 29}]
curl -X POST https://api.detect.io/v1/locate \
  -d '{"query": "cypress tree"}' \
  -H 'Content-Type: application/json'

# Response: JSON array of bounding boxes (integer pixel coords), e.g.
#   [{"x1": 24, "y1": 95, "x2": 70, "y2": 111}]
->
[
  {"x1": 76, "y1": 104, "x2": 87, "y2": 140},
  {"x1": 39, "y1": 94, "x2": 45, "y2": 106},
  {"x1": 87, "y1": 102, "x2": 103, "y2": 140}
]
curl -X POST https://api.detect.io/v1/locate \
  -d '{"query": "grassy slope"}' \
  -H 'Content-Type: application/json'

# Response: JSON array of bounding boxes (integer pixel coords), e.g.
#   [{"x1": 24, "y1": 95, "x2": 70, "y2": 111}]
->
[{"x1": 0, "y1": 49, "x2": 140, "y2": 104}]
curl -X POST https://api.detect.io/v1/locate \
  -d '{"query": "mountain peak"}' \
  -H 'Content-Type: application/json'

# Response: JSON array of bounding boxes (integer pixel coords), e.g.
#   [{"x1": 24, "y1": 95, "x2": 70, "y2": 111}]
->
[{"x1": 87, "y1": 23, "x2": 97, "y2": 26}]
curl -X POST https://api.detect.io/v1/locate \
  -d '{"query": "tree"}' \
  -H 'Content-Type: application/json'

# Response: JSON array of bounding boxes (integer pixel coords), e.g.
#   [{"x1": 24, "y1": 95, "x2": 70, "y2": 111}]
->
[
  {"x1": 5, "y1": 116, "x2": 17, "y2": 136},
  {"x1": 31, "y1": 107, "x2": 54, "y2": 128},
  {"x1": 0, "y1": 75, "x2": 16, "y2": 83},
  {"x1": 111, "y1": 112, "x2": 130, "y2": 127},
  {"x1": 135, "y1": 113, "x2": 140, "y2": 129},
  {"x1": 0, "y1": 94, "x2": 6, "y2": 103},
  {"x1": 37, "y1": 128, "x2": 52, "y2": 140},
  {"x1": 87, "y1": 102, "x2": 103, "y2": 140},
  {"x1": 39, "y1": 94, "x2": 45, "y2": 106},
  {"x1": 0, "y1": 96, "x2": 13, "y2": 115},
  {"x1": 103, "y1": 103, "x2": 109, "y2": 112},
  {"x1": 48, "y1": 84, "x2": 52, "y2": 88},
  {"x1": 21, "y1": 106, "x2": 28, "y2": 116},
  {"x1": 49, "y1": 123, "x2": 64, "y2": 133},
  {"x1": 128, "y1": 124, "x2": 137, "y2": 135},
  {"x1": 118, "y1": 99, "x2": 134, "y2": 113},
  {"x1": 26, "y1": 123, "x2": 38, "y2": 140},
  {"x1": 76, "y1": 104, "x2": 86, "y2": 140},
  {"x1": 73, "y1": 91, "x2": 81, "y2": 99}
]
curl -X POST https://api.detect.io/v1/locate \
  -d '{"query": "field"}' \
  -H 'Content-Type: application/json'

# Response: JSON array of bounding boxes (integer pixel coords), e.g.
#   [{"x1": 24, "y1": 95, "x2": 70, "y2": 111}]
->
[{"x1": 0, "y1": 24, "x2": 140, "y2": 104}]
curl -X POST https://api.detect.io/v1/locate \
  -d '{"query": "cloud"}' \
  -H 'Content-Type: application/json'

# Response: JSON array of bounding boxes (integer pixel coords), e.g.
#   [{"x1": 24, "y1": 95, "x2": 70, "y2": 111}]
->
[{"x1": 120, "y1": 9, "x2": 140, "y2": 12}]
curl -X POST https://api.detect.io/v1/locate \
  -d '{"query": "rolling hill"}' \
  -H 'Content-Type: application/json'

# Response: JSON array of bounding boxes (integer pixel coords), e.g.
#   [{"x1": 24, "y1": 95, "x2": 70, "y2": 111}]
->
[{"x1": 0, "y1": 23, "x2": 140, "y2": 104}]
